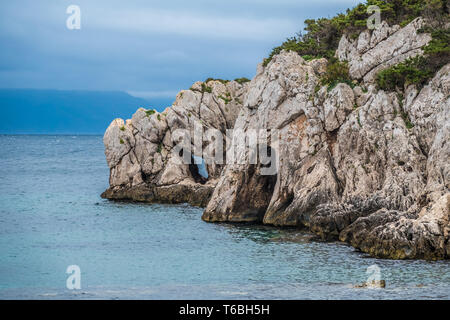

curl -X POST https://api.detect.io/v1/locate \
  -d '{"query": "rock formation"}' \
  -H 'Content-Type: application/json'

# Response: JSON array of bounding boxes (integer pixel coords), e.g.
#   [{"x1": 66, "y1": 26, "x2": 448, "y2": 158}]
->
[
  {"x1": 102, "y1": 80, "x2": 248, "y2": 207},
  {"x1": 102, "y1": 18, "x2": 449, "y2": 260},
  {"x1": 337, "y1": 18, "x2": 432, "y2": 84}
]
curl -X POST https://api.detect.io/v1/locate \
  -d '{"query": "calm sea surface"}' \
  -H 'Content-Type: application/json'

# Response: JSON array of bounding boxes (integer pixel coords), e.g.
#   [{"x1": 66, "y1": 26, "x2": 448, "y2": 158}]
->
[{"x1": 0, "y1": 135, "x2": 448, "y2": 299}]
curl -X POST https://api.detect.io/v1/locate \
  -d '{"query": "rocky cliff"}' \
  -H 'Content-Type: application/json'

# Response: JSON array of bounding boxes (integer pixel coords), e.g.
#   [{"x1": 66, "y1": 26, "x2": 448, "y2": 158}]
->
[
  {"x1": 102, "y1": 18, "x2": 449, "y2": 260},
  {"x1": 102, "y1": 79, "x2": 248, "y2": 206}
]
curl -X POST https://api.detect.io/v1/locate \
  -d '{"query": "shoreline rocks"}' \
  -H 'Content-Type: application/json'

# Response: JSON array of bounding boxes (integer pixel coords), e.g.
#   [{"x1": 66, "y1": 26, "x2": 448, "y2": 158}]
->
[
  {"x1": 102, "y1": 18, "x2": 449, "y2": 260},
  {"x1": 101, "y1": 181, "x2": 215, "y2": 207},
  {"x1": 101, "y1": 79, "x2": 249, "y2": 207}
]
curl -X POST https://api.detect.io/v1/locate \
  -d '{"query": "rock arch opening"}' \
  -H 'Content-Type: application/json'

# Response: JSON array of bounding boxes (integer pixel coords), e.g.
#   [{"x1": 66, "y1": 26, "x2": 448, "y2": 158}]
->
[
  {"x1": 177, "y1": 148, "x2": 208, "y2": 184},
  {"x1": 190, "y1": 155, "x2": 208, "y2": 184}
]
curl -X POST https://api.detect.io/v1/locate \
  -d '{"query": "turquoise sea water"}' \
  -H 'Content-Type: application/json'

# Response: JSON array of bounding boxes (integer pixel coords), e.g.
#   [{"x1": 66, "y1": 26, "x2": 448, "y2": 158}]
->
[{"x1": 0, "y1": 135, "x2": 448, "y2": 299}]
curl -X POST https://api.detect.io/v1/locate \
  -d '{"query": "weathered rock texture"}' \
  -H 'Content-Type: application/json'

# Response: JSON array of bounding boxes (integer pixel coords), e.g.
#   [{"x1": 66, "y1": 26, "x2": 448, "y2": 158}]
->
[
  {"x1": 103, "y1": 19, "x2": 449, "y2": 259},
  {"x1": 102, "y1": 80, "x2": 248, "y2": 206},
  {"x1": 337, "y1": 18, "x2": 432, "y2": 84}
]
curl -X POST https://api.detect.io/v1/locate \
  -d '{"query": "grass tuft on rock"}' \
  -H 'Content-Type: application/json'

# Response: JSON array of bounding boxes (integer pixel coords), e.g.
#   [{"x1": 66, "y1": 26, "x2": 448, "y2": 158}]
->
[
  {"x1": 320, "y1": 58, "x2": 355, "y2": 91},
  {"x1": 401, "y1": 111, "x2": 415, "y2": 129},
  {"x1": 205, "y1": 78, "x2": 229, "y2": 85},
  {"x1": 145, "y1": 109, "x2": 156, "y2": 116},
  {"x1": 234, "y1": 77, "x2": 251, "y2": 85},
  {"x1": 201, "y1": 83, "x2": 213, "y2": 93},
  {"x1": 219, "y1": 95, "x2": 232, "y2": 104}
]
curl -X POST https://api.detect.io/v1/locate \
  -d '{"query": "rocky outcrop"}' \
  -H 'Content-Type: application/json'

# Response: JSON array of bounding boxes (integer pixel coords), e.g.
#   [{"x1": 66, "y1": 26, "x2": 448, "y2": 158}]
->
[
  {"x1": 103, "y1": 18, "x2": 449, "y2": 259},
  {"x1": 335, "y1": 64, "x2": 450, "y2": 260},
  {"x1": 102, "y1": 79, "x2": 249, "y2": 206},
  {"x1": 202, "y1": 18, "x2": 449, "y2": 260},
  {"x1": 204, "y1": 52, "x2": 332, "y2": 224},
  {"x1": 337, "y1": 18, "x2": 432, "y2": 84}
]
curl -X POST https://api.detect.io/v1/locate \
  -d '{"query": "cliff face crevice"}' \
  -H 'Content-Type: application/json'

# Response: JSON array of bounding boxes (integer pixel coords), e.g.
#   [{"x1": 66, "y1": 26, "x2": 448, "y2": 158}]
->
[{"x1": 102, "y1": 18, "x2": 449, "y2": 259}]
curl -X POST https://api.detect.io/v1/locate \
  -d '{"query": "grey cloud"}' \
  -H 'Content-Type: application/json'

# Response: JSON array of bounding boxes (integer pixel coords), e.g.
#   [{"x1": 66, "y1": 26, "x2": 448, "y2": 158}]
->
[{"x1": 0, "y1": 0, "x2": 361, "y2": 94}]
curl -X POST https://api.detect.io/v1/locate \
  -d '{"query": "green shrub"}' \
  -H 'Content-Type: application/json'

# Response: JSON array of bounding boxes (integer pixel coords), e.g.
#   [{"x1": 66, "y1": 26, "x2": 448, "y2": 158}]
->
[
  {"x1": 119, "y1": 126, "x2": 125, "y2": 131},
  {"x1": 234, "y1": 77, "x2": 251, "y2": 85},
  {"x1": 191, "y1": 83, "x2": 213, "y2": 93},
  {"x1": 202, "y1": 77, "x2": 251, "y2": 86},
  {"x1": 397, "y1": 93, "x2": 404, "y2": 107},
  {"x1": 219, "y1": 95, "x2": 232, "y2": 104},
  {"x1": 119, "y1": 138, "x2": 124, "y2": 144},
  {"x1": 263, "y1": 0, "x2": 448, "y2": 66},
  {"x1": 401, "y1": 111, "x2": 415, "y2": 129},
  {"x1": 399, "y1": 16, "x2": 415, "y2": 27},
  {"x1": 320, "y1": 58, "x2": 354, "y2": 91},
  {"x1": 376, "y1": 56, "x2": 431, "y2": 90},
  {"x1": 314, "y1": 84, "x2": 321, "y2": 94},
  {"x1": 145, "y1": 109, "x2": 156, "y2": 116},
  {"x1": 205, "y1": 78, "x2": 229, "y2": 85},
  {"x1": 201, "y1": 83, "x2": 212, "y2": 93},
  {"x1": 302, "y1": 55, "x2": 315, "y2": 61},
  {"x1": 422, "y1": 27, "x2": 450, "y2": 70},
  {"x1": 376, "y1": 26, "x2": 449, "y2": 91}
]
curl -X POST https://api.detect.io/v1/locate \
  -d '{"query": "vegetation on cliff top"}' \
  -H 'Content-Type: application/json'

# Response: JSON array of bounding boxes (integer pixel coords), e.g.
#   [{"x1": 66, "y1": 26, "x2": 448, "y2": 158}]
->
[
  {"x1": 190, "y1": 83, "x2": 213, "y2": 93},
  {"x1": 263, "y1": 0, "x2": 448, "y2": 92},
  {"x1": 264, "y1": 0, "x2": 448, "y2": 66},
  {"x1": 205, "y1": 78, "x2": 229, "y2": 85},
  {"x1": 189, "y1": 78, "x2": 251, "y2": 94},
  {"x1": 204, "y1": 77, "x2": 251, "y2": 85},
  {"x1": 234, "y1": 77, "x2": 251, "y2": 85},
  {"x1": 145, "y1": 109, "x2": 156, "y2": 116}
]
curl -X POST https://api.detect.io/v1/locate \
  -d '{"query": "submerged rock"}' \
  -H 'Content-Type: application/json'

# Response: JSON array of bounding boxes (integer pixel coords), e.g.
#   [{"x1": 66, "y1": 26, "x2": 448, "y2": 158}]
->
[{"x1": 354, "y1": 280, "x2": 386, "y2": 289}]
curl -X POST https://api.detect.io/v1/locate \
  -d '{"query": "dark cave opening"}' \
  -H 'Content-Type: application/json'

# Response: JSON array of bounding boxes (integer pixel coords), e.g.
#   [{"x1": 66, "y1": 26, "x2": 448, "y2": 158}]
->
[
  {"x1": 232, "y1": 144, "x2": 278, "y2": 221},
  {"x1": 178, "y1": 148, "x2": 208, "y2": 184},
  {"x1": 189, "y1": 155, "x2": 208, "y2": 184}
]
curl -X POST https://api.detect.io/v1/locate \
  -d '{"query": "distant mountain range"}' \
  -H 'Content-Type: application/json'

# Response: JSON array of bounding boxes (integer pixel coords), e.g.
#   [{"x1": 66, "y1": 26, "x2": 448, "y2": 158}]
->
[{"x1": 0, "y1": 89, "x2": 173, "y2": 134}]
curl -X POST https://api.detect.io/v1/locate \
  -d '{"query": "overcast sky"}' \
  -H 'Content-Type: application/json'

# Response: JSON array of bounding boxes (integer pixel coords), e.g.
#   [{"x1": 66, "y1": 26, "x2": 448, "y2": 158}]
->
[{"x1": 0, "y1": 0, "x2": 360, "y2": 99}]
